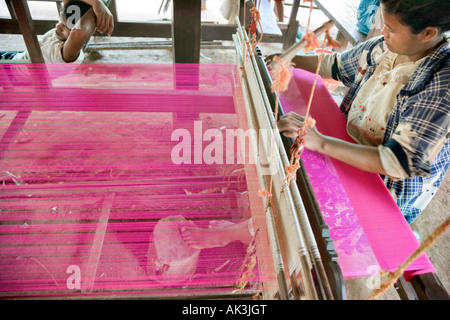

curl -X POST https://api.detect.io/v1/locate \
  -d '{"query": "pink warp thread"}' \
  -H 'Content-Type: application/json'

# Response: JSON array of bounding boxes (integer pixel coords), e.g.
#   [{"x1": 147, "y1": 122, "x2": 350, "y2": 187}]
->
[
  {"x1": 0, "y1": 63, "x2": 274, "y2": 298},
  {"x1": 0, "y1": 63, "x2": 435, "y2": 299}
]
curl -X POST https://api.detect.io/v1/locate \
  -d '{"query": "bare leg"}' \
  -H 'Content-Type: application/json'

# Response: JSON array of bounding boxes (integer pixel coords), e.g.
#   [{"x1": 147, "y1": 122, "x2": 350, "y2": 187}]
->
[{"x1": 181, "y1": 219, "x2": 253, "y2": 250}]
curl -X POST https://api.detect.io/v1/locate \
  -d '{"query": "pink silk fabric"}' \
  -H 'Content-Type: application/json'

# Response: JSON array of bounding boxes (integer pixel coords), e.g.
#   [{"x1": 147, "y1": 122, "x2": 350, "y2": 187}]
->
[{"x1": 279, "y1": 68, "x2": 435, "y2": 280}]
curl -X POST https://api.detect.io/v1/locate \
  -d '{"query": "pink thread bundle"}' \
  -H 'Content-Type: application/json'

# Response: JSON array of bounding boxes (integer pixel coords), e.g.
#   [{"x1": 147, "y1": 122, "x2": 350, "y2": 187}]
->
[{"x1": 270, "y1": 57, "x2": 294, "y2": 93}]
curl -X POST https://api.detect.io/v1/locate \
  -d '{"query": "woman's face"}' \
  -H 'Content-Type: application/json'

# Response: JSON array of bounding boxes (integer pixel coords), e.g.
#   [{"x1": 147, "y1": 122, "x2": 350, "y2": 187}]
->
[{"x1": 380, "y1": 8, "x2": 424, "y2": 57}]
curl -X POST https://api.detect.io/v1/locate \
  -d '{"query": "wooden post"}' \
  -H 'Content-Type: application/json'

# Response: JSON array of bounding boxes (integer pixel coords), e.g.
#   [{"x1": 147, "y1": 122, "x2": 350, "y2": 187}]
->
[
  {"x1": 172, "y1": 0, "x2": 201, "y2": 63},
  {"x1": 7, "y1": 0, "x2": 45, "y2": 63},
  {"x1": 283, "y1": 0, "x2": 300, "y2": 50}
]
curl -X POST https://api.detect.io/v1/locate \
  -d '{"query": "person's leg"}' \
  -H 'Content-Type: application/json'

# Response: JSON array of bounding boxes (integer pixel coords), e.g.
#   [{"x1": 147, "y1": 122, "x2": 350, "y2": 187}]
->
[{"x1": 0, "y1": 51, "x2": 22, "y2": 60}]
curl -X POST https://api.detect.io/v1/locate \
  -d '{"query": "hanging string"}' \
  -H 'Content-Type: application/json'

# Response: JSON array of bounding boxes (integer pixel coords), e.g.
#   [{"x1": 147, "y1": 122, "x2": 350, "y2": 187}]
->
[
  {"x1": 367, "y1": 217, "x2": 450, "y2": 300},
  {"x1": 240, "y1": 1, "x2": 263, "y2": 80},
  {"x1": 301, "y1": 0, "x2": 320, "y2": 53},
  {"x1": 324, "y1": 26, "x2": 341, "y2": 48},
  {"x1": 235, "y1": 3, "x2": 267, "y2": 293},
  {"x1": 241, "y1": 0, "x2": 276, "y2": 209},
  {"x1": 233, "y1": 228, "x2": 260, "y2": 293},
  {"x1": 281, "y1": 23, "x2": 331, "y2": 193},
  {"x1": 304, "y1": 0, "x2": 314, "y2": 34},
  {"x1": 246, "y1": 0, "x2": 263, "y2": 53}
]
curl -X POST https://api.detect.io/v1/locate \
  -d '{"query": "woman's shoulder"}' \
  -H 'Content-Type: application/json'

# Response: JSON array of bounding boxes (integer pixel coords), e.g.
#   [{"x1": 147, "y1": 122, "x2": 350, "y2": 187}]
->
[
  {"x1": 340, "y1": 36, "x2": 387, "y2": 66},
  {"x1": 403, "y1": 40, "x2": 450, "y2": 96}
]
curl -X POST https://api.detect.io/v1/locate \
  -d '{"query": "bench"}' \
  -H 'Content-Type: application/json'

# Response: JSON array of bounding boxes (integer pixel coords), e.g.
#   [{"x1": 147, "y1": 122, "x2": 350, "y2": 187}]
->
[
  {"x1": 313, "y1": 0, "x2": 368, "y2": 48},
  {"x1": 258, "y1": 0, "x2": 282, "y2": 36}
]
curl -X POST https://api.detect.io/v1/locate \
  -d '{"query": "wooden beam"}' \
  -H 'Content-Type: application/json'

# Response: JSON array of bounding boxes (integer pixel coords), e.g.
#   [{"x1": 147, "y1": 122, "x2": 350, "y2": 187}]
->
[
  {"x1": 0, "y1": 18, "x2": 240, "y2": 41},
  {"x1": 283, "y1": 0, "x2": 300, "y2": 50},
  {"x1": 172, "y1": 0, "x2": 201, "y2": 63},
  {"x1": 7, "y1": 0, "x2": 45, "y2": 63},
  {"x1": 410, "y1": 273, "x2": 450, "y2": 300},
  {"x1": 314, "y1": 0, "x2": 366, "y2": 46}
]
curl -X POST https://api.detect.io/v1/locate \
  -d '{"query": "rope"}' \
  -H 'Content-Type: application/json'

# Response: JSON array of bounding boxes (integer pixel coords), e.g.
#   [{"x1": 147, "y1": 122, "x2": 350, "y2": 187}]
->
[
  {"x1": 280, "y1": 25, "x2": 330, "y2": 193},
  {"x1": 367, "y1": 217, "x2": 450, "y2": 300}
]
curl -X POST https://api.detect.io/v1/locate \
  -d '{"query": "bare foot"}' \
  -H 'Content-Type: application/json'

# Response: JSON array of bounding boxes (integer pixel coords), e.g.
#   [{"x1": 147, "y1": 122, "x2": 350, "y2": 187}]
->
[
  {"x1": 180, "y1": 226, "x2": 230, "y2": 250},
  {"x1": 180, "y1": 220, "x2": 253, "y2": 250}
]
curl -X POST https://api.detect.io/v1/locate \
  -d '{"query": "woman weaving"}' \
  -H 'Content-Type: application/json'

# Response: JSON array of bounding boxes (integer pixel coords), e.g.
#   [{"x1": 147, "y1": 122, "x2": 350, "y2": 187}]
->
[{"x1": 275, "y1": 0, "x2": 449, "y2": 224}]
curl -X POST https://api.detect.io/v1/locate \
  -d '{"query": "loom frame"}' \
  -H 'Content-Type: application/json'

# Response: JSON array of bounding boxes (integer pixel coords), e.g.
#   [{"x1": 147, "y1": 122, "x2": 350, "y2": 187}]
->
[
  {"x1": 233, "y1": 19, "x2": 339, "y2": 300},
  {"x1": 1, "y1": 0, "x2": 448, "y2": 299},
  {"x1": 239, "y1": 33, "x2": 450, "y2": 302}
]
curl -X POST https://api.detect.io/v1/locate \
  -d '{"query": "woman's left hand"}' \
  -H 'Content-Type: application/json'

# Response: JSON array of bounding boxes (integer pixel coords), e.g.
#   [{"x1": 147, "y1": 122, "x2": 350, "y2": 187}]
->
[{"x1": 277, "y1": 112, "x2": 324, "y2": 152}]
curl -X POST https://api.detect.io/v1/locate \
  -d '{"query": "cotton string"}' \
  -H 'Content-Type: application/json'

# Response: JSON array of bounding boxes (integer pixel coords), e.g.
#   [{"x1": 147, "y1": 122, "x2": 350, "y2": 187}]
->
[
  {"x1": 304, "y1": 0, "x2": 314, "y2": 35},
  {"x1": 281, "y1": 27, "x2": 329, "y2": 193}
]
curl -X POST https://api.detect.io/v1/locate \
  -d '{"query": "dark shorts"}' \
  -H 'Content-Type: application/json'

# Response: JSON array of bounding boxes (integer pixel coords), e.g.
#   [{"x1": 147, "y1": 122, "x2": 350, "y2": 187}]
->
[{"x1": 0, "y1": 51, "x2": 22, "y2": 60}]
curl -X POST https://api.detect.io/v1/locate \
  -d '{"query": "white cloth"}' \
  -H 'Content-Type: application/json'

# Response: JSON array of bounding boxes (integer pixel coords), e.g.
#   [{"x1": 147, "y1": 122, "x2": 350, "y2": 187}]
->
[
  {"x1": 320, "y1": 51, "x2": 427, "y2": 179},
  {"x1": 14, "y1": 28, "x2": 84, "y2": 63}
]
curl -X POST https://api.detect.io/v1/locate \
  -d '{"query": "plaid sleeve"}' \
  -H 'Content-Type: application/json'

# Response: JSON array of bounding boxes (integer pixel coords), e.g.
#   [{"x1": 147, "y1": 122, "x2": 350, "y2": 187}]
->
[
  {"x1": 385, "y1": 73, "x2": 450, "y2": 177},
  {"x1": 334, "y1": 36, "x2": 384, "y2": 86}
]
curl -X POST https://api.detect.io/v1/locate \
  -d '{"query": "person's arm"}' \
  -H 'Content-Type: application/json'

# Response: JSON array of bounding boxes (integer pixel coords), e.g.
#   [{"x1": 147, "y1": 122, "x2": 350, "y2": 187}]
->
[
  {"x1": 63, "y1": 0, "x2": 113, "y2": 36},
  {"x1": 315, "y1": 132, "x2": 388, "y2": 175},
  {"x1": 290, "y1": 55, "x2": 319, "y2": 74},
  {"x1": 61, "y1": 7, "x2": 96, "y2": 62},
  {"x1": 278, "y1": 112, "x2": 389, "y2": 175},
  {"x1": 265, "y1": 53, "x2": 324, "y2": 74}
]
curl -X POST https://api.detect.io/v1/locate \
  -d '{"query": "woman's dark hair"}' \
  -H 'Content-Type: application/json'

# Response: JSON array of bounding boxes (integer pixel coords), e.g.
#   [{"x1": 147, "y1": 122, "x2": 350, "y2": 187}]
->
[
  {"x1": 380, "y1": 0, "x2": 450, "y2": 34},
  {"x1": 63, "y1": 0, "x2": 92, "y2": 23}
]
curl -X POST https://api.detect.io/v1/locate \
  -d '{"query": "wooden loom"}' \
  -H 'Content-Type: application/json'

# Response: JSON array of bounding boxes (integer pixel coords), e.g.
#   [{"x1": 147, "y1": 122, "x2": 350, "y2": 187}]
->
[
  {"x1": 1, "y1": 7, "x2": 449, "y2": 301},
  {"x1": 233, "y1": 18, "x2": 449, "y2": 300},
  {"x1": 233, "y1": 20, "x2": 339, "y2": 300}
]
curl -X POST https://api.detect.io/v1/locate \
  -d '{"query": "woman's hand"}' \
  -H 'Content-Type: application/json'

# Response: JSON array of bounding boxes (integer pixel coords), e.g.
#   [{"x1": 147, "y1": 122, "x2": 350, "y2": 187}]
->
[
  {"x1": 264, "y1": 53, "x2": 282, "y2": 66},
  {"x1": 277, "y1": 112, "x2": 324, "y2": 152},
  {"x1": 92, "y1": 0, "x2": 114, "y2": 36},
  {"x1": 278, "y1": 113, "x2": 388, "y2": 175}
]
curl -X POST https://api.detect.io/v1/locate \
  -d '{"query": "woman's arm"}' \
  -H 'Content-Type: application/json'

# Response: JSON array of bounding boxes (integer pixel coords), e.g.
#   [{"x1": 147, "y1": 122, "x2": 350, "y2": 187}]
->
[
  {"x1": 316, "y1": 133, "x2": 388, "y2": 175},
  {"x1": 278, "y1": 112, "x2": 389, "y2": 175}
]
